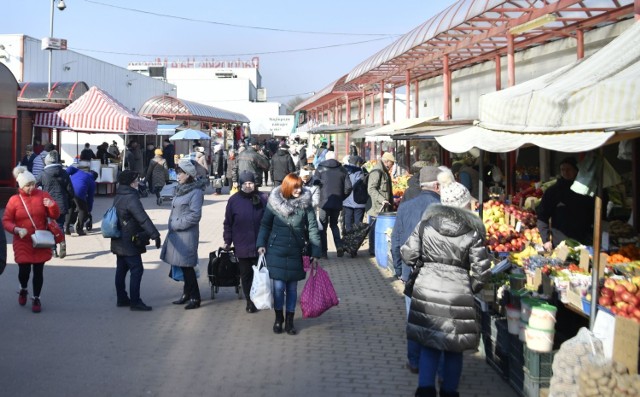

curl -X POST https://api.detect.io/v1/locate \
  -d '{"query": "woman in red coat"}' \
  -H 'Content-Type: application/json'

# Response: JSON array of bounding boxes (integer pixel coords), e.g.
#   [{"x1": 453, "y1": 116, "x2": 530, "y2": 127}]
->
[{"x1": 2, "y1": 166, "x2": 60, "y2": 313}]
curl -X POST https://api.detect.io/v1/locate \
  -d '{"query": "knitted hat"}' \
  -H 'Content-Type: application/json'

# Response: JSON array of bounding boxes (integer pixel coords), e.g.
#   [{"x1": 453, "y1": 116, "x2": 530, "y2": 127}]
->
[
  {"x1": 325, "y1": 151, "x2": 336, "y2": 160},
  {"x1": 154, "y1": 148, "x2": 163, "y2": 156},
  {"x1": 13, "y1": 166, "x2": 36, "y2": 188},
  {"x1": 440, "y1": 180, "x2": 472, "y2": 208},
  {"x1": 419, "y1": 166, "x2": 441, "y2": 186},
  {"x1": 196, "y1": 146, "x2": 206, "y2": 153},
  {"x1": 177, "y1": 158, "x2": 197, "y2": 178},
  {"x1": 239, "y1": 170, "x2": 256, "y2": 185},
  {"x1": 45, "y1": 150, "x2": 59, "y2": 165},
  {"x1": 118, "y1": 170, "x2": 139, "y2": 185},
  {"x1": 381, "y1": 152, "x2": 396, "y2": 163}
]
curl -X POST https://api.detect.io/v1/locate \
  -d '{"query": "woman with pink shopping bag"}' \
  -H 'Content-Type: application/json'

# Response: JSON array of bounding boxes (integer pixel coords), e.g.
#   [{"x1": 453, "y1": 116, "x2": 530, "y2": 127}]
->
[{"x1": 257, "y1": 173, "x2": 322, "y2": 335}]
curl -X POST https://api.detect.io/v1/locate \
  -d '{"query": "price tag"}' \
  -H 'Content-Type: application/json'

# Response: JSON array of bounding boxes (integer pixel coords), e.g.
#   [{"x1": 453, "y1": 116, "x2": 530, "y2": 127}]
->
[
  {"x1": 613, "y1": 316, "x2": 640, "y2": 374},
  {"x1": 579, "y1": 249, "x2": 590, "y2": 272},
  {"x1": 515, "y1": 221, "x2": 522, "y2": 233},
  {"x1": 598, "y1": 253, "x2": 608, "y2": 278},
  {"x1": 533, "y1": 268, "x2": 542, "y2": 290},
  {"x1": 556, "y1": 246, "x2": 570, "y2": 262},
  {"x1": 510, "y1": 214, "x2": 517, "y2": 227}
]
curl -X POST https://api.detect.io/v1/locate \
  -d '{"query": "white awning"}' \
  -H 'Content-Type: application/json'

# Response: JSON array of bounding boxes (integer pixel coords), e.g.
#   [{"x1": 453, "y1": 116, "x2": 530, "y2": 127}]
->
[
  {"x1": 437, "y1": 22, "x2": 640, "y2": 153},
  {"x1": 365, "y1": 116, "x2": 439, "y2": 136}
]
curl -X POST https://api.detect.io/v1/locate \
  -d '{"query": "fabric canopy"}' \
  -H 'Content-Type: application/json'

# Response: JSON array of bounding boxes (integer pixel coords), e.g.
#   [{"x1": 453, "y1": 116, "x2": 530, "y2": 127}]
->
[
  {"x1": 157, "y1": 124, "x2": 181, "y2": 135},
  {"x1": 34, "y1": 86, "x2": 157, "y2": 134},
  {"x1": 169, "y1": 129, "x2": 211, "y2": 141},
  {"x1": 437, "y1": 22, "x2": 640, "y2": 153},
  {"x1": 366, "y1": 116, "x2": 439, "y2": 136}
]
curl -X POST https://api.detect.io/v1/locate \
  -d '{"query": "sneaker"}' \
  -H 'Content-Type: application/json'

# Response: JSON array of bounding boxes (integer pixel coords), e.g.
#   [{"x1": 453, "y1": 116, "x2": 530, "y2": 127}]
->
[
  {"x1": 18, "y1": 289, "x2": 28, "y2": 306},
  {"x1": 58, "y1": 242, "x2": 67, "y2": 259},
  {"x1": 32, "y1": 297, "x2": 41, "y2": 313}
]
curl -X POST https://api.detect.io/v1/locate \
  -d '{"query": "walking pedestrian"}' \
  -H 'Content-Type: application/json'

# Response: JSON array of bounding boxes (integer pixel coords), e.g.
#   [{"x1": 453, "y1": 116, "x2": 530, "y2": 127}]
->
[
  {"x1": 161, "y1": 159, "x2": 205, "y2": 310},
  {"x1": 342, "y1": 155, "x2": 366, "y2": 233},
  {"x1": 31, "y1": 142, "x2": 54, "y2": 178},
  {"x1": 226, "y1": 149, "x2": 238, "y2": 190},
  {"x1": 3, "y1": 166, "x2": 60, "y2": 313},
  {"x1": 162, "y1": 139, "x2": 176, "y2": 169},
  {"x1": 66, "y1": 167, "x2": 98, "y2": 236},
  {"x1": 391, "y1": 166, "x2": 443, "y2": 374},
  {"x1": 211, "y1": 144, "x2": 224, "y2": 194},
  {"x1": 257, "y1": 173, "x2": 322, "y2": 335},
  {"x1": 223, "y1": 170, "x2": 268, "y2": 313},
  {"x1": 366, "y1": 152, "x2": 395, "y2": 256},
  {"x1": 19, "y1": 144, "x2": 35, "y2": 173},
  {"x1": 110, "y1": 170, "x2": 161, "y2": 311},
  {"x1": 314, "y1": 151, "x2": 352, "y2": 257},
  {"x1": 233, "y1": 138, "x2": 270, "y2": 188},
  {"x1": 400, "y1": 174, "x2": 491, "y2": 397},
  {"x1": 37, "y1": 150, "x2": 74, "y2": 258},
  {"x1": 146, "y1": 148, "x2": 169, "y2": 206},
  {"x1": 270, "y1": 141, "x2": 296, "y2": 187}
]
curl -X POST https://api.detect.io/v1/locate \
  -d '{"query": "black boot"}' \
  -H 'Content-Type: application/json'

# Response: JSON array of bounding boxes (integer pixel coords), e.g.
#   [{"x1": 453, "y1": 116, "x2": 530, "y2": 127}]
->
[
  {"x1": 273, "y1": 310, "x2": 284, "y2": 334},
  {"x1": 172, "y1": 294, "x2": 189, "y2": 305},
  {"x1": 245, "y1": 300, "x2": 258, "y2": 313},
  {"x1": 184, "y1": 299, "x2": 201, "y2": 310},
  {"x1": 439, "y1": 391, "x2": 459, "y2": 397},
  {"x1": 284, "y1": 312, "x2": 297, "y2": 335},
  {"x1": 415, "y1": 386, "x2": 437, "y2": 397}
]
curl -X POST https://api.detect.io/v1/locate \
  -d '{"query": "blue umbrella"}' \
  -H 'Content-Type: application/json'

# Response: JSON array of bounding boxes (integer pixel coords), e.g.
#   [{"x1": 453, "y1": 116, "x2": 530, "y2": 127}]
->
[{"x1": 169, "y1": 128, "x2": 211, "y2": 141}]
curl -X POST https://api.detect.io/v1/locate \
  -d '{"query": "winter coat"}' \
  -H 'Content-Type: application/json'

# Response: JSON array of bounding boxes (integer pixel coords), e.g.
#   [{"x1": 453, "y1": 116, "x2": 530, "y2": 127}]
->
[
  {"x1": 400, "y1": 204, "x2": 491, "y2": 353},
  {"x1": 365, "y1": 162, "x2": 393, "y2": 217},
  {"x1": 162, "y1": 143, "x2": 176, "y2": 169},
  {"x1": 197, "y1": 152, "x2": 210, "y2": 176},
  {"x1": 302, "y1": 179, "x2": 320, "y2": 208},
  {"x1": 110, "y1": 185, "x2": 160, "y2": 257},
  {"x1": 146, "y1": 156, "x2": 169, "y2": 189},
  {"x1": 234, "y1": 147, "x2": 270, "y2": 187},
  {"x1": 31, "y1": 150, "x2": 48, "y2": 178},
  {"x1": 342, "y1": 164, "x2": 366, "y2": 209},
  {"x1": 67, "y1": 167, "x2": 96, "y2": 212},
  {"x1": 223, "y1": 190, "x2": 269, "y2": 258},
  {"x1": 298, "y1": 146, "x2": 307, "y2": 169},
  {"x1": 270, "y1": 149, "x2": 296, "y2": 183},
  {"x1": 129, "y1": 146, "x2": 144, "y2": 174},
  {"x1": 226, "y1": 156, "x2": 237, "y2": 184},
  {"x1": 3, "y1": 189, "x2": 60, "y2": 264},
  {"x1": 97, "y1": 147, "x2": 116, "y2": 165},
  {"x1": 256, "y1": 186, "x2": 322, "y2": 281},
  {"x1": 391, "y1": 190, "x2": 440, "y2": 281},
  {"x1": 536, "y1": 177, "x2": 594, "y2": 246},
  {"x1": 160, "y1": 182, "x2": 204, "y2": 267},
  {"x1": 38, "y1": 164, "x2": 75, "y2": 215},
  {"x1": 314, "y1": 159, "x2": 353, "y2": 211},
  {"x1": 459, "y1": 165, "x2": 480, "y2": 199},
  {"x1": 211, "y1": 150, "x2": 224, "y2": 177},
  {"x1": 80, "y1": 148, "x2": 96, "y2": 161}
]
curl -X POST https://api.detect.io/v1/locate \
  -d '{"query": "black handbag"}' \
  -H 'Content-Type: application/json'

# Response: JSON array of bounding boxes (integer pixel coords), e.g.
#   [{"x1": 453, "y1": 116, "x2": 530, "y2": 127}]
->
[{"x1": 403, "y1": 219, "x2": 427, "y2": 297}]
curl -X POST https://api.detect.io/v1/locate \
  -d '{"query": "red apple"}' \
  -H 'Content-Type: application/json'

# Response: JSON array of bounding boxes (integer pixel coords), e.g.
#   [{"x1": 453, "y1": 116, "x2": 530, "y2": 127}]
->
[
  {"x1": 599, "y1": 296, "x2": 613, "y2": 307},
  {"x1": 628, "y1": 295, "x2": 640, "y2": 308},
  {"x1": 604, "y1": 279, "x2": 617, "y2": 290},
  {"x1": 601, "y1": 287, "x2": 614, "y2": 298},
  {"x1": 632, "y1": 308, "x2": 640, "y2": 319},
  {"x1": 614, "y1": 284, "x2": 628, "y2": 297},
  {"x1": 619, "y1": 291, "x2": 633, "y2": 304}
]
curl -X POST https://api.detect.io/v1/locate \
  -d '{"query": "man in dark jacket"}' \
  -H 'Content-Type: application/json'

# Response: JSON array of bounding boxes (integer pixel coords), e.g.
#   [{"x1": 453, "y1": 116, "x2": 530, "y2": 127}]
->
[
  {"x1": 80, "y1": 143, "x2": 96, "y2": 161},
  {"x1": 536, "y1": 157, "x2": 595, "y2": 249},
  {"x1": 111, "y1": 170, "x2": 161, "y2": 311},
  {"x1": 391, "y1": 166, "x2": 443, "y2": 375},
  {"x1": 233, "y1": 138, "x2": 270, "y2": 188},
  {"x1": 314, "y1": 151, "x2": 352, "y2": 258},
  {"x1": 66, "y1": 167, "x2": 97, "y2": 236},
  {"x1": 270, "y1": 142, "x2": 296, "y2": 187},
  {"x1": 401, "y1": 161, "x2": 430, "y2": 204},
  {"x1": 162, "y1": 139, "x2": 176, "y2": 169},
  {"x1": 37, "y1": 150, "x2": 74, "y2": 258}
]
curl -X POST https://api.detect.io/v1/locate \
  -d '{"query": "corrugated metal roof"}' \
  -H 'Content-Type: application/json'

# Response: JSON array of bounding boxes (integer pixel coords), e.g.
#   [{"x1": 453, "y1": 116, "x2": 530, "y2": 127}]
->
[
  {"x1": 139, "y1": 95, "x2": 250, "y2": 123},
  {"x1": 293, "y1": 74, "x2": 364, "y2": 112},
  {"x1": 345, "y1": 0, "x2": 636, "y2": 86}
]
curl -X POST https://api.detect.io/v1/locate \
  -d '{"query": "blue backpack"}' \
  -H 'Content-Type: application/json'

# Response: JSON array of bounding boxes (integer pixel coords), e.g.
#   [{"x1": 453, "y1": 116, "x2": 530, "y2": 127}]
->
[{"x1": 101, "y1": 206, "x2": 121, "y2": 238}]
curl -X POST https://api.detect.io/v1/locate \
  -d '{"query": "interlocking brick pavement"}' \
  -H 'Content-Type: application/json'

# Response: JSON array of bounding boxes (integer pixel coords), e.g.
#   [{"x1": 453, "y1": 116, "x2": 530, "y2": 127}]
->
[{"x1": 0, "y1": 188, "x2": 517, "y2": 397}]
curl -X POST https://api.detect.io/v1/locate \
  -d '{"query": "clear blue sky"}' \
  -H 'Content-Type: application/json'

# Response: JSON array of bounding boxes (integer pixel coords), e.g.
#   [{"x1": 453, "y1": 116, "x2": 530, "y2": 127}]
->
[{"x1": 4, "y1": 0, "x2": 457, "y2": 104}]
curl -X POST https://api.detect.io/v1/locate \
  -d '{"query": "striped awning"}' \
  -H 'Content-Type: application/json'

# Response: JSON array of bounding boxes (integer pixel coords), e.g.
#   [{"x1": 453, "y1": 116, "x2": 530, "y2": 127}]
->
[
  {"x1": 436, "y1": 22, "x2": 640, "y2": 153},
  {"x1": 139, "y1": 95, "x2": 250, "y2": 124},
  {"x1": 60, "y1": 86, "x2": 157, "y2": 134},
  {"x1": 34, "y1": 111, "x2": 70, "y2": 128}
]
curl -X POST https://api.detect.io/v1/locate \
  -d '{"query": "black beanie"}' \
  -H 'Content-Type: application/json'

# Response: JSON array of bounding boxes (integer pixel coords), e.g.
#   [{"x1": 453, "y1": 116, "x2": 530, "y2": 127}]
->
[
  {"x1": 239, "y1": 170, "x2": 256, "y2": 185},
  {"x1": 118, "y1": 170, "x2": 139, "y2": 185}
]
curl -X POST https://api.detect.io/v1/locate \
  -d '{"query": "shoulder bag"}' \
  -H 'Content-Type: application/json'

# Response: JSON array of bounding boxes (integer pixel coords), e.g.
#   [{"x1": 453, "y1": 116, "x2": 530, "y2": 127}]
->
[
  {"x1": 403, "y1": 219, "x2": 428, "y2": 298},
  {"x1": 19, "y1": 195, "x2": 56, "y2": 249}
]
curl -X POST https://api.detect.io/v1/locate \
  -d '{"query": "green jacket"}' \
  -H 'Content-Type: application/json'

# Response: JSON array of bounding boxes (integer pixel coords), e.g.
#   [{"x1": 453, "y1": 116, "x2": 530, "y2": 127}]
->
[{"x1": 366, "y1": 162, "x2": 393, "y2": 217}]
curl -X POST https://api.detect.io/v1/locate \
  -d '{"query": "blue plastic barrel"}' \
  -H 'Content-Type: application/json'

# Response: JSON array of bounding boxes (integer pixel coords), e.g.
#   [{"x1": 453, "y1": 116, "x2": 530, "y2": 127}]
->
[{"x1": 374, "y1": 212, "x2": 396, "y2": 268}]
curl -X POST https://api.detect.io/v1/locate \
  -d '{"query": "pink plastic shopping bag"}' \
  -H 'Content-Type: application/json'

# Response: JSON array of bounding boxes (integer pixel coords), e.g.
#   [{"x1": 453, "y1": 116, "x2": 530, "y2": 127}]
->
[{"x1": 300, "y1": 263, "x2": 339, "y2": 318}]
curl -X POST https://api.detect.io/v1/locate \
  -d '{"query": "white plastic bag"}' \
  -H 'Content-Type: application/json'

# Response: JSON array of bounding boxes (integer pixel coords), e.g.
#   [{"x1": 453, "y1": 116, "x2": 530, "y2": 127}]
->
[{"x1": 250, "y1": 254, "x2": 273, "y2": 310}]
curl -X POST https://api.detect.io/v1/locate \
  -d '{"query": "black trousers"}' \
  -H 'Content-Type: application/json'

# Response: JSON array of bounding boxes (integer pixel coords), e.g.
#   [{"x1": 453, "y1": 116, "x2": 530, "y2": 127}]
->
[
  {"x1": 18, "y1": 263, "x2": 44, "y2": 297},
  {"x1": 182, "y1": 267, "x2": 201, "y2": 300},
  {"x1": 237, "y1": 257, "x2": 256, "y2": 301}
]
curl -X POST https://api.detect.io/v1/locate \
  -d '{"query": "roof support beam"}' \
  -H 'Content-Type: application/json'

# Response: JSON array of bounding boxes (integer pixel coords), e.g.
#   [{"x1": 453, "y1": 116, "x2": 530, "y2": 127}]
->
[
  {"x1": 576, "y1": 29, "x2": 585, "y2": 59},
  {"x1": 406, "y1": 70, "x2": 411, "y2": 119},
  {"x1": 443, "y1": 55, "x2": 451, "y2": 121},
  {"x1": 495, "y1": 54, "x2": 501, "y2": 91},
  {"x1": 507, "y1": 34, "x2": 515, "y2": 87},
  {"x1": 379, "y1": 80, "x2": 385, "y2": 126}
]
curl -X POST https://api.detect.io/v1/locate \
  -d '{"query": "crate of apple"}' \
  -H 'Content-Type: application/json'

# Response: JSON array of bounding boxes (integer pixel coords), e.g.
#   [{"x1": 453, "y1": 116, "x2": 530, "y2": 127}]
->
[{"x1": 598, "y1": 278, "x2": 640, "y2": 322}]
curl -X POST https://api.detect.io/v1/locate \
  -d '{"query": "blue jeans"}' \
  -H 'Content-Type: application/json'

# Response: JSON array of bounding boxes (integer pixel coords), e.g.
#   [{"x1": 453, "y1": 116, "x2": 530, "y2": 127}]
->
[
  {"x1": 272, "y1": 279, "x2": 298, "y2": 313},
  {"x1": 343, "y1": 206, "x2": 365, "y2": 233},
  {"x1": 319, "y1": 208, "x2": 342, "y2": 254},
  {"x1": 115, "y1": 255, "x2": 144, "y2": 304},
  {"x1": 418, "y1": 346, "x2": 463, "y2": 392},
  {"x1": 405, "y1": 296, "x2": 421, "y2": 369}
]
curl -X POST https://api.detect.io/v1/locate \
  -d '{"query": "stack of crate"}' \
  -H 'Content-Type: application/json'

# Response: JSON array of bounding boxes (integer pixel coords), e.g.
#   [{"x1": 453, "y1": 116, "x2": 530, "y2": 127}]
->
[{"x1": 523, "y1": 346, "x2": 556, "y2": 397}]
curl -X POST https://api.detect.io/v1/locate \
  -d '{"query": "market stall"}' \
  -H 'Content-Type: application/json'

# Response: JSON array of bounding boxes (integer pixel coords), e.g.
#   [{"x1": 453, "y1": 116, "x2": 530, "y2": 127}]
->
[{"x1": 435, "y1": 21, "x2": 640, "y2": 396}]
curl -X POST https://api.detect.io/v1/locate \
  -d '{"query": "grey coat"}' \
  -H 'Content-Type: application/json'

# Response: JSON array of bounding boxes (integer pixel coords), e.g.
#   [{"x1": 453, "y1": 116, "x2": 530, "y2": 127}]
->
[
  {"x1": 160, "y1": 183, "x2": 204, "y2": 267},
  {"x1": 400, "y1": 204, "x2": 491, "y2": 353},
  {"x1": 365, "y1": 163, "x2": 393, "y2": 217}
]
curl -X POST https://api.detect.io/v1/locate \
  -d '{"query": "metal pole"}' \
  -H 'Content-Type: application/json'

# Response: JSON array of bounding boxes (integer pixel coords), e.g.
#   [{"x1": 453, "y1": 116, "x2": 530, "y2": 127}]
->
[{"x1": 48, "y1": 0, "x2": 54, "y2": 95}]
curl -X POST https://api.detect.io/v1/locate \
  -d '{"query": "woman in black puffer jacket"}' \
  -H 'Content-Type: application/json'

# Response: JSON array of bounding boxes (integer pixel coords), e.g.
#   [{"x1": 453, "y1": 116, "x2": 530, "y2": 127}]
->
[{"x1": 401, "y1": 174, "x2": 490, "y2": 397}]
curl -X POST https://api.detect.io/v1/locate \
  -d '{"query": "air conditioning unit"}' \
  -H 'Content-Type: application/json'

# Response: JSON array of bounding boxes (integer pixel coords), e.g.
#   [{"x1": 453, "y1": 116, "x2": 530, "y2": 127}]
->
[{"x1": 257, "y1": 88, "x2": 267, "y2": 102}]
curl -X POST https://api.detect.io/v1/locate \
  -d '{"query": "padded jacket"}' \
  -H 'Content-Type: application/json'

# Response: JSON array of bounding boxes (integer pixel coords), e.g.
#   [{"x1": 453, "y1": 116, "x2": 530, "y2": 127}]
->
[
  {"x1": 400, "y1": 204, "x2": 491, "y2": 353},
  {"x1": 110, "y1": 185, "x2": 160, "y2": 257},
  {"x1": 38, "y1": 164, "x2": 75, "y2": 215}
]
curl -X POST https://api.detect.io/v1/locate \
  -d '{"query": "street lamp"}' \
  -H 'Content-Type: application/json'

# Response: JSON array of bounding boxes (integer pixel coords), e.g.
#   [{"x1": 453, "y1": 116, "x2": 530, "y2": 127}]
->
[{"x1": 48, "y1": 0, "x2": 66, "y2": 95}]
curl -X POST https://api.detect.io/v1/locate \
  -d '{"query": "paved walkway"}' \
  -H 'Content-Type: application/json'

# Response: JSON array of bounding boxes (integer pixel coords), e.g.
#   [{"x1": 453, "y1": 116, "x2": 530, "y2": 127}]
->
[{"x1": 0, "y1": 187, "x2": 517, "y2": 397}]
